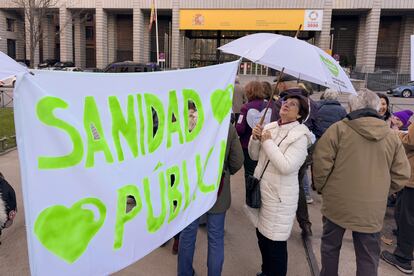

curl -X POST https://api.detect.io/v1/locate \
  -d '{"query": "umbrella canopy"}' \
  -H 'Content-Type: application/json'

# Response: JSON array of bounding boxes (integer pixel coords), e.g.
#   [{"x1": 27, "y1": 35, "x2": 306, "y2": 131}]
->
[
  {"x1": 218, "y1": 33, "x2": 356, "y2": 94},
  {"x1": 0, "y1": 51, "x2": 28, "y2": 81}
]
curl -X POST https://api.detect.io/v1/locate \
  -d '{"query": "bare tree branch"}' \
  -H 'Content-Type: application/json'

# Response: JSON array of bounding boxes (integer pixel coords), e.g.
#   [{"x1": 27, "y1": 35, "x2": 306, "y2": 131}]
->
[{"x1": 12, "y1": 0, "x2": 85, "y2": 68}]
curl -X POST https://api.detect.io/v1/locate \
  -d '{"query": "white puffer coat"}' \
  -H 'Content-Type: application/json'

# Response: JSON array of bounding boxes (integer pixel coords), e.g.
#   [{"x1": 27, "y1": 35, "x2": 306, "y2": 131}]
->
[{"x1": 246, "y1": 121, "x2": 312, "y2": 241}]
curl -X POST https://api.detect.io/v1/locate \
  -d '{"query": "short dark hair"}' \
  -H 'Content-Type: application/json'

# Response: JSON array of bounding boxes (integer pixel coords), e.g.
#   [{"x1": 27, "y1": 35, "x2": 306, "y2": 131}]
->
[{"x1": 283, "y1": 94, "x2": 309, "y2": 123}]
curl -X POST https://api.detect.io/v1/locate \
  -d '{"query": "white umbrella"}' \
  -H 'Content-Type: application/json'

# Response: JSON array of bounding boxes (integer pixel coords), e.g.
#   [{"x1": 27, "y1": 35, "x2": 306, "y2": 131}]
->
[
  {"x1": 218, "y1": 33, "x2": 356, "y2": 94},
  {"x1": 0, "y1": 51, "x2": 28, "y2": 81}
]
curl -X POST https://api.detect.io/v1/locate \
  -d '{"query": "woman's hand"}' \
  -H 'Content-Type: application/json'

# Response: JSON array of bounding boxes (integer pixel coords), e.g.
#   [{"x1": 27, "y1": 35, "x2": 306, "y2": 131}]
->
[
  {"x1": 261, "y1": 130, "x2": 272, "y2": 142},
  {"x1": 252, "y1": 124, "x2": 263, "y2": 140}
]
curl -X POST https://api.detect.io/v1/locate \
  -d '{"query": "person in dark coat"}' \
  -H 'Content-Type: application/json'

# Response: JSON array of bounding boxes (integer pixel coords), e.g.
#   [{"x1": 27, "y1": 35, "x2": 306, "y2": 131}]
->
[{"x1": 316, "y1": 89, "x2": 347, "y2": 136}]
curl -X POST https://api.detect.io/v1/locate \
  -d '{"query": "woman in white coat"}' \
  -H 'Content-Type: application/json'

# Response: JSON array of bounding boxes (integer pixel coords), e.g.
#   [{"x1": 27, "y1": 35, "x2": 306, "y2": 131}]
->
[{"x1": 248, "y1": 95, "x2": 313, "y2": 276}]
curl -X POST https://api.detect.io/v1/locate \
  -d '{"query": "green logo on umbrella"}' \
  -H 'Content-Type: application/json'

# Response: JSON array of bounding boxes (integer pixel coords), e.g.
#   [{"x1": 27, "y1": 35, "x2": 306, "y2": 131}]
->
[
  {"x1": 34, "y1": 198, "x2": 107, "y2": 263},
  {"x1": 320, "y1": 55, "x2": 339, "y2": 77}
]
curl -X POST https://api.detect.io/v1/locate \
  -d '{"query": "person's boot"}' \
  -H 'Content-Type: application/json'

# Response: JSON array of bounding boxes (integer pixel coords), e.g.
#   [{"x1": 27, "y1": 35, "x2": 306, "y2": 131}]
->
[
  {"x1": 381, "y1": 250, "x2": 413, "y2": 274},
  {"x1": 301, "y1": 223, "x2": 313, "y2": 237}
]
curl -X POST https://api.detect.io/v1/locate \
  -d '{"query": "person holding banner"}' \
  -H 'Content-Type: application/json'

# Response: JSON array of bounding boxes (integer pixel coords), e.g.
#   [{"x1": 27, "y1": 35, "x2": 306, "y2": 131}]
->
[
  {"x1": 248, "y1": 95, "x2": 313, "y2": 276},
  {"x1": 177, "y1": 123, "x2": 244, "y2": 276}
]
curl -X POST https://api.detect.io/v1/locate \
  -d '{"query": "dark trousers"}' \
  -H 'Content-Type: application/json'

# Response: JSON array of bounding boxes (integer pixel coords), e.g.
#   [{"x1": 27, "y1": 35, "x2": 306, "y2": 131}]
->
[
  {"x1": 296, "y1": 161, "x2": 311, "y2": 228},
  {"x1": 394, "y1": 190, "x2": 403, "y2": 233},
  {"x1": 256, "y1": 229, "x2": 287, "y2": 276},
  {"x1": 243, "y1": 148, "x2": 258, "y2": 185},
  {"x1": 320, "y1": 217, "x2": 380, "y2": 276},
  {"x1": 394, "y1": 187, "x2": 414, "y2": 262}
]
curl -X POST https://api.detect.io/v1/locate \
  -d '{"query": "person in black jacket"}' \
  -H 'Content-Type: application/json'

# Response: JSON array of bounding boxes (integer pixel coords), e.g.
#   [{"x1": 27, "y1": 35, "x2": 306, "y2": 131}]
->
[
  {"x1": 316, "y1": 89, "x2": 347, "y2": 136},
  {"x1": 0, "y1": 173, "x2": 17, "y2": 238}
]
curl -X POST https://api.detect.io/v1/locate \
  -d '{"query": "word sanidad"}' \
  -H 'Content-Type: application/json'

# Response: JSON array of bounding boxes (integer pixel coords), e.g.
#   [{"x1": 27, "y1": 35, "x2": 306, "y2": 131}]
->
[{"x1": 36, "y1": 89, "x2": 205, "y2": 169}]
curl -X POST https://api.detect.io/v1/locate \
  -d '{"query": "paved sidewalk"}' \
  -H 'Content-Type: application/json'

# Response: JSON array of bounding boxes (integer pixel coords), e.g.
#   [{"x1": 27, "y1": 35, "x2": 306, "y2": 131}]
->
[{"x1": 0, "y1": 149, "x2": 407, "y2": 275}]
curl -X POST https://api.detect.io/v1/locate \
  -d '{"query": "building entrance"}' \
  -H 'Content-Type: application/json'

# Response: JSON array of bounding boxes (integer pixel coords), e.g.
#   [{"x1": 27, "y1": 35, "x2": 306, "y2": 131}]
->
[{"x1": 185, "y1": 30, "x2": 316, "y2": 69}]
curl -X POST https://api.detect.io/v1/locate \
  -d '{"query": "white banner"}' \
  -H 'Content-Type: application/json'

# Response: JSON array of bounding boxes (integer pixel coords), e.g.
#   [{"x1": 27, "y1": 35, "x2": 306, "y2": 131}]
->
[
  {"x1": 411, "y1": 35, "x2": 414, "y2": 81},
  {"x1": 14, "y1": 61, "x2": 238, "y2": 275}
]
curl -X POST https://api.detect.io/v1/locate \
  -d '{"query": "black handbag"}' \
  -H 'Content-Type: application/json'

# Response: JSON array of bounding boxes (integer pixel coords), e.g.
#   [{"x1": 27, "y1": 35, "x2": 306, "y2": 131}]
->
[
  {"x1": 246, "y1": 160, "x2": 270, "y2": 208},
  {"x1": 245, "y1": 134, "x2": 289, "y2": 209}
]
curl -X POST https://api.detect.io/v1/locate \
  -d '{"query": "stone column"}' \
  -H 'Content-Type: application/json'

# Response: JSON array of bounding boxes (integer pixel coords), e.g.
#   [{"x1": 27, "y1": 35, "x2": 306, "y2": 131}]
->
[
  {"x1": 355, "y1": 15, "x2": 366, "y2": 71},
  {"x1": 15, "y1": 18, "x2": 25, "y2": 60},
  {"x1": 315, "y1": 0, "x2": 333, "y2": 51},
  {"x1": 0, "y1": 10, "x2": 7, "y2": 54},
  {"x1": 133, "y1": 4, "x2": 144, "y2": 63},
  {"x1": 143, "y1": 13, "x2": 150, "y2": 63},
  {"x1": 74, "y1": 15, "x2": 86, "y2": 68},
  {"x1": 25, "y1": 11, "x2": 40, "y2": 67},
  {"x1": 59, "y1": 6, "x2": 73, "y2": 62},
  {"x1": 362, "y1": 1, "x2": 381, "y2": 73},
  {"x1": 107, "y1": 13, "x2": 116, "y2": 64},
  {"x1": 42, "y1": 16, "x2": 55, "y2": 60},
  {"x1": 95, "y1": 7, "x2": 108, "y2": 69},
  {"x1": 171, "y1": 0, "x2": 180, "y2": 68},
  {"x1": 397, "y1": 16, "x2": 414, "y2": 73},
  {"x1": 179, "y1": 31, "x2": 185, "y2": 68}
]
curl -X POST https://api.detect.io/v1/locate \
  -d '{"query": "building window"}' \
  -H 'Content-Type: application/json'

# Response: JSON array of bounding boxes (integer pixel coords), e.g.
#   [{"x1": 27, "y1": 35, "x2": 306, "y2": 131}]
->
[
  {"x1": 7, "y1": 39, "x2": 16, "y2": 59},
  {"x1": 85, "y1": 26, "x2": 94, "y2": 41},
  {"x1": 6, "y1": 18, "x2": 15, "y2": 32}
]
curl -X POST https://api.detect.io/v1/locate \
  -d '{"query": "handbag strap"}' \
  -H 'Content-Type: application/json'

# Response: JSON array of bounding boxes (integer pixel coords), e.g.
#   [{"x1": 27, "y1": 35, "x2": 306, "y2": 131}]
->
[{"x1": 258, "y1": 133, "x2": 289, "y2": 180}]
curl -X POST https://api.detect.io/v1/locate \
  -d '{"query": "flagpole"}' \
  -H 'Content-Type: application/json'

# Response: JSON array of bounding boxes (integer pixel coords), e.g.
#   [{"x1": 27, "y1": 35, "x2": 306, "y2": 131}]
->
[{"x1": 154, "y1": 0, "x2": 160, "y2": 65}]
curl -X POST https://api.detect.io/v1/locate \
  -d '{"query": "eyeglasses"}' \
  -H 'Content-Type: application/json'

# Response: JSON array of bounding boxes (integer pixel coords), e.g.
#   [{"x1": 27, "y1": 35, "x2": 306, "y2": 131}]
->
[{"x1": 281, "y1": 100, "x2": 299, "y2": 108}]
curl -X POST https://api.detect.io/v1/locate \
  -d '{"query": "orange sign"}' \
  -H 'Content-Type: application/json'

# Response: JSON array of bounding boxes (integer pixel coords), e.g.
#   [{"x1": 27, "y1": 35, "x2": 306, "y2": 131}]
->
[{"x1": 179, "y1": 9, "x2": 323, "y2": 31}]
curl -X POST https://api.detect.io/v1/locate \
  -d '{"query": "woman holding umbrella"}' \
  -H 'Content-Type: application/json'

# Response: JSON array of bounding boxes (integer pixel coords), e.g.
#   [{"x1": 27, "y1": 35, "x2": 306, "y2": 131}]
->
[{"x1": 248, "y1": 95, "x2": 313, "y2": 276}]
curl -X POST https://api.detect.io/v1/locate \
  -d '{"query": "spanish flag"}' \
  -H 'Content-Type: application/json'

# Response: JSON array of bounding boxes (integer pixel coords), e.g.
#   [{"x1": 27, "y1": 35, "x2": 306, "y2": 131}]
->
[{"x1": 149, "y1": 0, "x2": 156, "y2": 32}]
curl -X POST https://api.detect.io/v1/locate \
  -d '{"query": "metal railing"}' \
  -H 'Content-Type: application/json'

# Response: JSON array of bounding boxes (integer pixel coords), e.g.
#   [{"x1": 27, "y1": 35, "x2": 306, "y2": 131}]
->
[
  {"x1": 350, "y1": 72, "x2": 411, "y2": 91},
  {"x1": 0, "y1": 87, "x2": 13, "y2": 108},
  {"x1": 0, "y1": 135, "x2": 16, "y2": 153}
]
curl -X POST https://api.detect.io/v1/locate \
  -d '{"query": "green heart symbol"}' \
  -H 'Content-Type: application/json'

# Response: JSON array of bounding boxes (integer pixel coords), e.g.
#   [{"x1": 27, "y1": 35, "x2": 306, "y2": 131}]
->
[
  {"x1": 210, "y1": 84, "x2": 234, "y2": 124},
  {"x1": 320, "y1": 55, "x2": 339, "y2": 77},
  {"x1": 34, "y1": 197, "x2": 107, "y2": 263}
]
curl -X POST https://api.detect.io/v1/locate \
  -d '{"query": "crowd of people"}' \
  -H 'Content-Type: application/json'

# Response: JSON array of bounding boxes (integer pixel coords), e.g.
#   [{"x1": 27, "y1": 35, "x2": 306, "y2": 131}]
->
[{"x1": 176, "y1": 75, "x2": 414, "y2": 276}]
